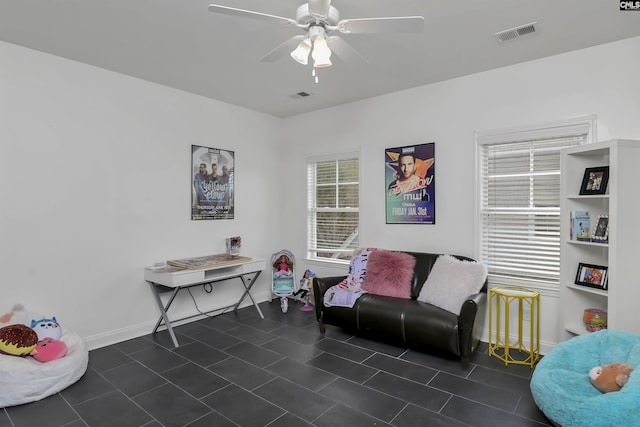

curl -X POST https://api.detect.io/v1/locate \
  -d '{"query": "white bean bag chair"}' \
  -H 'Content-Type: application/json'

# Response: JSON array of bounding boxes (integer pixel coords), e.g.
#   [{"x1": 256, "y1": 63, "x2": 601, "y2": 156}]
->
[{"x1": 0, "y1": 305, "x2": 88, "y2": 408}]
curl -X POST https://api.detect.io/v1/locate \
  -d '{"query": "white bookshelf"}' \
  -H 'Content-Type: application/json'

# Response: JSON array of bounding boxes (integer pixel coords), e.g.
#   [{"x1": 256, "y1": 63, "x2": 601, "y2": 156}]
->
[{"x1": 559, "y1": 139, "x2": 640, "y2": 341}]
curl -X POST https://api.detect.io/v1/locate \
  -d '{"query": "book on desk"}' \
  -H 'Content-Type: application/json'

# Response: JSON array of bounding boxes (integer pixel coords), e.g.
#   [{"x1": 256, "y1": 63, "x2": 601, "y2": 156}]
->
[
  {"x1": 166, "y1": 254, "x2": 252, "y2": 270},
  {"x1": 146, "y1": 265, "x2": 185, "y2": 273},
  {"x1": 145, "y1": 255, "x2": 263, "y2": 288}
]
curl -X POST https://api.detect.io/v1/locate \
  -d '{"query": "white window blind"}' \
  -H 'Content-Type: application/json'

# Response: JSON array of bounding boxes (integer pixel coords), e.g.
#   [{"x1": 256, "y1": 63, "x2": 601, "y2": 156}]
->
[
  {"x1": 479, "y1": 129, "x2": 590, "y2": 291},
  {"x1": 306, "y1": 152, "x2": 360, "y2": 261}
]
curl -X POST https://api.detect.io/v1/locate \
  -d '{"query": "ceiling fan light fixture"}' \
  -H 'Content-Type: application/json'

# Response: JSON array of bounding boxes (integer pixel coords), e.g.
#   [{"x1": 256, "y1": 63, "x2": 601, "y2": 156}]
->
[
  {"x1": 290, "y1": 38, "x2": 312, "y2": 65},
  {"x1": 312, "y1": 35, "x2": 332, "y2": 67},
  {"x1": 208, "y1": 2, "x2": 424, "y2": 74}
]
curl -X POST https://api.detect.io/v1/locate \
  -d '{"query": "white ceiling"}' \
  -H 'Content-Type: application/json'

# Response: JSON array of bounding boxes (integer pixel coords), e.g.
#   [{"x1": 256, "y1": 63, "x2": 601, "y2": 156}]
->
[{"x1": 1, "y1": 1, "x2": 639, "y2": 118}]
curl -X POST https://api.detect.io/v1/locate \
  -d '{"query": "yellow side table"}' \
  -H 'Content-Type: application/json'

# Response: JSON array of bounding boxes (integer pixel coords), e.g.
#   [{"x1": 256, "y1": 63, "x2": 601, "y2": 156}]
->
[{"x1": 489, "y1": 286, "x2": 540, "y2": 367}]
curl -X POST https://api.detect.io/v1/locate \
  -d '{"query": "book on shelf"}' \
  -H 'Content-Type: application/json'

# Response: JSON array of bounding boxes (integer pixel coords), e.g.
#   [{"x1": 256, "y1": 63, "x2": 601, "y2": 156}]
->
[
  {"x1": 570, "y1": 210, "x2": 590, "y2": 241},
  {"x1": 167, "y1": 253, "x2": 252, "y2": 270}
]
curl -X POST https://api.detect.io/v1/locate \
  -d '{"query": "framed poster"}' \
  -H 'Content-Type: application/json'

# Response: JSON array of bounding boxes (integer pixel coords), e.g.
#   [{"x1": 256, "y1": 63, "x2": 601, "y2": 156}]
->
[
  {"x1": 191, "y1": 145, "x2": 234, "y2": 220},
  {"x1": 385, "y1": 142, "x2": 435, "y2": 224}
]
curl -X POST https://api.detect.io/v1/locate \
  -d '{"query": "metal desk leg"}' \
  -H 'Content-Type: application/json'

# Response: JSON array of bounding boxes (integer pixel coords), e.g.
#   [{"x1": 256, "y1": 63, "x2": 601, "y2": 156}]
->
[
  {"x1": 235, "y1": 271, "x2": 264, "y2": 319},
  {"x1": 148, "y1": 282, "x2": 180, "y2": 348}
]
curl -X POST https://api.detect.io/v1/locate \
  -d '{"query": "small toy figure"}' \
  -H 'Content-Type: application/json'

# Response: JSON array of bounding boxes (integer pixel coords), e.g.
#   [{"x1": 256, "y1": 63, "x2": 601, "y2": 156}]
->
[
  {"x1": 589, "y1": 362, "x2": 634, "y2": 393},
  {"x1": 294, "y1": 269, "x2": 315, "y2": 312},
  {"x1": 273, "y1": 255, "x2": 293, "y2": 277}
]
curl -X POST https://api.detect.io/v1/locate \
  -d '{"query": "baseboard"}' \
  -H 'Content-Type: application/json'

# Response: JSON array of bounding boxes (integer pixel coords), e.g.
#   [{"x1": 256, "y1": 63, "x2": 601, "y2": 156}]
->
[
  {"x1": 479, "y1": 329, "x2": 556, "y2": 357},
  {"x1": 84, "y1": 297, "x2": 268, "y2": 351}
]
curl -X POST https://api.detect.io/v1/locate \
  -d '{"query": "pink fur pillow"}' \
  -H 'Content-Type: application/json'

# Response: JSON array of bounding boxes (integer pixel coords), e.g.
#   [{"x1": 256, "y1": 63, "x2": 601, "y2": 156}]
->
[{"x1": 361, "y1": 250, "x2": 415, "y2": 299}]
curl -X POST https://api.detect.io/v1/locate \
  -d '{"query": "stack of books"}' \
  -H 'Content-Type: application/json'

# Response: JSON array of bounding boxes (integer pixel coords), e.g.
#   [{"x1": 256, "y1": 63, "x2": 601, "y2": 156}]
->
[{"x1": 167, "y1": 253, "x2": 251, "y2": 270}]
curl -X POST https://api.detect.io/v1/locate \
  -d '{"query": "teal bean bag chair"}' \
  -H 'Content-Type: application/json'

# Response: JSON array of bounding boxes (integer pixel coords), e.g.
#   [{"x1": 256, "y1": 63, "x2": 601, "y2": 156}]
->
[{"x1": 530, "y1": 330, "x2": 640, "y2": 427}]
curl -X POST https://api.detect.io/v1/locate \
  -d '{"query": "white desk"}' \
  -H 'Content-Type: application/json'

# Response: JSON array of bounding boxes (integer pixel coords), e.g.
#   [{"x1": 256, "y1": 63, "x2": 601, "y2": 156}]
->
[{"x1": 144, "y1": 257, "x2": 266, "y2": 347}]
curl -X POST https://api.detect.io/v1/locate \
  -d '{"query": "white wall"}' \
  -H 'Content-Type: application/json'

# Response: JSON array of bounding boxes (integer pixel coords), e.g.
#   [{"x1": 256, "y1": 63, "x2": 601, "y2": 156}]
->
[
  {"x1": 0, "y1": 41, "x2": 283, "y2": 348},
  {"x1": 3, "y1": 36, "x2": 639, "y2": 352},
  {"x1": 281, "y1": 36, "x2": 640, "y2": 352}
]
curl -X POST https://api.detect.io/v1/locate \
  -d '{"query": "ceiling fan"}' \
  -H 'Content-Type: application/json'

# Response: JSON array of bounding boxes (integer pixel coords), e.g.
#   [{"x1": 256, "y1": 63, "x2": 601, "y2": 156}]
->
[{"x1": 208, "y1": 1, "x2": 424, "y2": 81}]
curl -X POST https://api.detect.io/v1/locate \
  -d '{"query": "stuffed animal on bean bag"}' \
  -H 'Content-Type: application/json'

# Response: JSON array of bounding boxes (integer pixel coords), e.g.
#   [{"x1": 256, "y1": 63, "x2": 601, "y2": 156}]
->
[
  {"x1": 0, "y1": 304, "x2": 24, "y2": 323},
  {"x1": 31, "y1": 317, "x2": 62, "y2": 342},
  {"x1": 0, "y1": 324, "x2": 39, "y2": 356},
  {"x1": 589, "y1": 362, "x2": 634, "y2": 393},
  {"x1": 30, "y1": 337, "x2": 68, "y2": 362}
]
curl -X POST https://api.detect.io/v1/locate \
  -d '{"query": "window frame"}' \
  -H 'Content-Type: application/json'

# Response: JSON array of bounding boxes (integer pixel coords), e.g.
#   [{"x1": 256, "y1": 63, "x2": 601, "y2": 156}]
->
[
  {"x1": 306, "y1": 150, "x2": 361, "y2": 264},
  {"x1": 475, "y1": 116, "x2": 596, "y2": 294}
]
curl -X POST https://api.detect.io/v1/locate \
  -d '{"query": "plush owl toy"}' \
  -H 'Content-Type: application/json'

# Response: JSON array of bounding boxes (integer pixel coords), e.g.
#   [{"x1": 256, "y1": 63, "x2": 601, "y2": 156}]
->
[
  {"x1": 589, "y1": 362, "x2": 634, "y2": 393},
  {"x1": 31, "y1": 317, "x2": 62, "y2": 342}
]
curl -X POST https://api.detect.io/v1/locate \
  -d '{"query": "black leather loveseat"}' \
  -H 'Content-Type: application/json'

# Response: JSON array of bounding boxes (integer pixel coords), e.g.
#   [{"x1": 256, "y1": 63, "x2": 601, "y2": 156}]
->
[{"x1": 312, "y1": 251, "x2": 487, "y2": 368}]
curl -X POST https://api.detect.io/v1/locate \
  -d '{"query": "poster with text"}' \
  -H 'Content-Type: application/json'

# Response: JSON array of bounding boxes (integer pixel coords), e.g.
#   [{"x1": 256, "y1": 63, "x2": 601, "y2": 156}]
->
[
  {"x1": 192, "y1": 145, "x2": 234, "y2": 220},
  {"x1": 385, "y1": 142, "x2": 435, "y2": 224}
]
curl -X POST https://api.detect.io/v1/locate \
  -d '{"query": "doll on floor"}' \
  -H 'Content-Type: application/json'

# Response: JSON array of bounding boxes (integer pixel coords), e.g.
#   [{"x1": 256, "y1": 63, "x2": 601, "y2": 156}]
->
[
  {"x1": 293, "y1": 269, "x2": 315, "y2": 300},
  {"x1": 273, "y1": 254, "x2": 293, "y2": 277},
  {"x1": 294, "y1": 269, "x2": 315, "y2": 312}
]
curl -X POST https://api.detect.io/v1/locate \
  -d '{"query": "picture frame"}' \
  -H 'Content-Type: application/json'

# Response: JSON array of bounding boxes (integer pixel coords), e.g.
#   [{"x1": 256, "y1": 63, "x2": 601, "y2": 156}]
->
[
  {"x1": 385, "y1": 142, "x2": 436, "y2": 224},
  {"x1": 579, "y1": 166, "x2": 609, "y2": 195},
  {"x1": 575, "y1": 263, "x2": 608, "y2": 290},
  {"x1": 591, "y1": 215, "x2": 609, "y2": 242},
  {"x1": 191, "y1": 145, "x2": 235, "y2": 220}
]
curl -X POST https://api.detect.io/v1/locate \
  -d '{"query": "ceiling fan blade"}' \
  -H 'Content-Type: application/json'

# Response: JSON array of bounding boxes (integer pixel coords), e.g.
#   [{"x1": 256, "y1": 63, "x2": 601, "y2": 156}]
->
[
  {"x1": 337, "y1": 16, "x2": 424, "y2": 34},
  {"x1": 208, "y1": 4, "x2": 298, "y2": 27},
  {"x1": 327, "y1": 36, "x2": 368, "y2": 68},
  {"x1": 259, "y1": 35, "x2": 306, "y2": 62},
  {"x1": 308, "y1": 0, "x2": 331, "y2": 19}
]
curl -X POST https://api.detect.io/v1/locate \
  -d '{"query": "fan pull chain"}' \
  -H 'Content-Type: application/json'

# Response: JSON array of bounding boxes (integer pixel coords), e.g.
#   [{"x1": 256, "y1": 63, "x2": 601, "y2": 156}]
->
[{"x1": 312, "y1": 67, "x2": 318, "y2": 83}]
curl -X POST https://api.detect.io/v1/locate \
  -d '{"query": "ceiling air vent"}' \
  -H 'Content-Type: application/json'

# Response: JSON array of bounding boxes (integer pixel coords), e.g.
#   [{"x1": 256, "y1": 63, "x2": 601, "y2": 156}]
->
[
  {"x1": 495, "y1": 22, "x2": 537, "y2": 42},
  {"x1": 290, "y1": 91, "x2": 312, "y2": 99}
]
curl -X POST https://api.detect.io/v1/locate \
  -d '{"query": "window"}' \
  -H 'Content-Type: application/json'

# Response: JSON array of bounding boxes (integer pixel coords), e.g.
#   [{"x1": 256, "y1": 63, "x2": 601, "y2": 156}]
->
[
  {"x1": 476, "y1": 118, "x2": 595, "y2": 292},
  {"x1": 306, "y1": 151, "x2": 360, "y2": 262}
]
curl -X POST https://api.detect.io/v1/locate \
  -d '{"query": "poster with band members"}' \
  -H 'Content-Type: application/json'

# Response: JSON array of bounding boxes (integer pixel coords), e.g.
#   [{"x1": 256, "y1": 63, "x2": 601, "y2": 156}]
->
[
  {"x1": 191, "y1": 145, "x2": 234, "y2": 220},
  {"x1": 385, "y1": 142, "x2": 435, "y2": 224}
]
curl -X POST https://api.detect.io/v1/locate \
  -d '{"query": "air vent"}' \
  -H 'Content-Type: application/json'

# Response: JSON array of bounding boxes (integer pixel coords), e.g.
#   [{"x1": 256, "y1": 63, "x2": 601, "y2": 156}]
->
[
  {"x1": 495, "y1": 22, "x2": 537, "y2": 42},
  {"x1": 290, "y1": 91, "x2": 312, "y2": 99}
]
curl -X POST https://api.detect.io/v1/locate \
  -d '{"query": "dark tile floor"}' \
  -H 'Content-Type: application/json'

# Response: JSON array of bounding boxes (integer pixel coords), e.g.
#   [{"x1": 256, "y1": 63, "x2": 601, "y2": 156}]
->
[{"x1": 0, "y1": 300, "x2": 551, "y2": 427}]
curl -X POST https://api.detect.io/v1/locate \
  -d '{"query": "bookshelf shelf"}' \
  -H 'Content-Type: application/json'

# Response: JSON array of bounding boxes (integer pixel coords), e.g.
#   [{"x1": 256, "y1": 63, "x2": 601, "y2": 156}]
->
[
  {"x1": 565, "y1": 283, "x2": 607, "y2": 297},
  {"x1": 566, "y1": 194, "x2": 610, "y2": 200},
  {"x1": 565, "y1": 322, "x2": 588, "y2": 336},
  {"x1": 559, "y1": 139, "x2": 640, "y2": 341},
  {"x1": 566, "y1": 240, "x2": 609, "y2": 248}
]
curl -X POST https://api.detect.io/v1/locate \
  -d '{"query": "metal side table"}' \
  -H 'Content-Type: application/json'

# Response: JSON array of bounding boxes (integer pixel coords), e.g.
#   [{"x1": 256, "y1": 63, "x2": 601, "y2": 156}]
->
[{"x1": 489, "y1": 286, "x2": 540, "y2": 367}]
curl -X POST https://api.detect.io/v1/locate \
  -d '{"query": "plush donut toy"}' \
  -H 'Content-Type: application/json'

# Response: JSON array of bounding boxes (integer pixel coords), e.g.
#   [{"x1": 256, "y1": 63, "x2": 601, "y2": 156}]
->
[{"x1": 0, "y1": 324, "x2": 39, "y2": 356}]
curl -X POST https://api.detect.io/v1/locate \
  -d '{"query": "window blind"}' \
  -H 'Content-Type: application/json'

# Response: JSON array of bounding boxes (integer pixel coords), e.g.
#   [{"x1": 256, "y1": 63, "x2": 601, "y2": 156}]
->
[
  {"x1": 306, "y1": 152, "x2": 360, "y2": 261},
  {"x1": 479, "y1": 136, "x2": 585, "y2": 290}
]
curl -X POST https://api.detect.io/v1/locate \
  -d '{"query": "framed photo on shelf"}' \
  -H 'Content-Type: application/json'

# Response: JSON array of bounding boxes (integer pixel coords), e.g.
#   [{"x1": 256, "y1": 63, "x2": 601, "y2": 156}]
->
[
  {"x1": 591, "y1": 215, "x2": 609, "y2": 242},
  {"x1": 575, "y1": 263, "x2": 608, "y2": 290},
  {"x1": 579, "y1": 166, "x2": 609, "y2": 195}
]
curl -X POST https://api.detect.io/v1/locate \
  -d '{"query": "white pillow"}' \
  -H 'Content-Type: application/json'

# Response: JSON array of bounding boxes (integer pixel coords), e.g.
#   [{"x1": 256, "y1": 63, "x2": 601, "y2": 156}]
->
[{"x1": 417, "y1": 255, "x2": 488, "y2": 314}]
